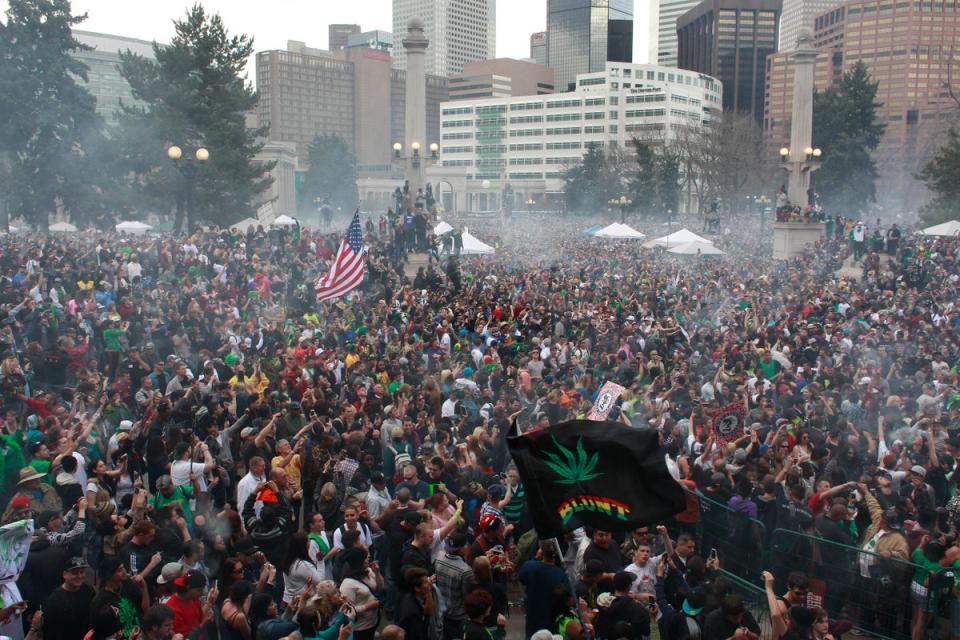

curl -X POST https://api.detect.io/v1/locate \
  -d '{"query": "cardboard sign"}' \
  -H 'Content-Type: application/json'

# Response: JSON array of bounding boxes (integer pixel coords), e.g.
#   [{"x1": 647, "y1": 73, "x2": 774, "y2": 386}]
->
[{"x1": 587, "y1": 381, "x2": 626, "y2": 421}]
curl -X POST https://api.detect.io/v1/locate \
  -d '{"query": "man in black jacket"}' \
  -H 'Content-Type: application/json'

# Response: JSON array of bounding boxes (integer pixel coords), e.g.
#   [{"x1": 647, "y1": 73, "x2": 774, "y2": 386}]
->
[{"x1": 597, "y1": 572, "x2": 651, "y2": 639}]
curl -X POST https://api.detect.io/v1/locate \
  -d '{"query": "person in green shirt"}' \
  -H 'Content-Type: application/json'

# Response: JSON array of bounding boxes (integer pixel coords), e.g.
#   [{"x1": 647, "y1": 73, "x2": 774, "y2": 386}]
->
[
  {"x1": 102, "y1": 319, "x2": 128, "y2": 378},
  {"x1": 27, "y1": 441, "x2": 53, "y2": 485},
  {"x1": 153, "y1": 474, "x2": 194, "y2": 524}
]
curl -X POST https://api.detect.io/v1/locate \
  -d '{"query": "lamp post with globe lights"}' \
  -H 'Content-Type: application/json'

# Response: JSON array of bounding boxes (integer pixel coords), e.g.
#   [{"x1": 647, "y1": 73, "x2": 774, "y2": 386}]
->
[
  {"x1": 166, "y1": 144, "x2": 209, "y2": 233},
  {"x1": 608, "y1": 195, "x2": 632, "y2": 223},
  {"x1": 392, "y1": 140, "x2": 438, "y2": 200}
]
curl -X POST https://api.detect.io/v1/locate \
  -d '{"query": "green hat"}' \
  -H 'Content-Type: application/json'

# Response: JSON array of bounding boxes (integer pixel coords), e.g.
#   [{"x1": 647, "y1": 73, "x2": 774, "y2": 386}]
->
[{"x1": 224, "y1": 353, "x2": 239, "y2": 365}]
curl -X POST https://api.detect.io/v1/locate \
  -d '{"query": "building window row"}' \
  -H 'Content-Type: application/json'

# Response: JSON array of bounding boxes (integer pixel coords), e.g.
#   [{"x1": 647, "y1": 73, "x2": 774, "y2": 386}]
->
[
  {"x1": 509, "y1": 115, "x2": 543, "y2": 124},
  {"x1": 584, "y1": 125, "x2": 604, "y2": 133},
  {"x1": 442, "y1": 106, "x2": 474, "y2": 115},
  {"x1": 545, "y1": 141, "x2": 582, "y2": 150},
  {"x1": 546, "y1": 98, "x2": 583, "y2": 108},
  {"x1": 442, "y1": 119, "x2": 473, "y2": 128},
  {"x1": 442, "y1": 132, "x2": 473, "y2": 140},
  {"x1": 510, "y1": 101, "x2": 544, "y2": 111},
  {"x1": 626, "y1": 108, "x2": 667, "y2": 118},
  {"x1": 546, "y1": 126, "x2": 582, "y2": 135},
  {"x1": 546, "y1": 113, "x2": 581, "y2": 122},
  {"x1": 626, "y1": 94, "x2": 666, "y2": 104},
  {"x1": 441, "y1": 146, "x2": 473, "y2": 153},
  {"x1": 509, "y1": 157, "x2": 543, "y2": 165},
  {"x1": 509, "y1": 143, "x2": 543, "y2": 151},
  {"x1": 508, "y1": 129, "x2": 542, "y2": 137},
  {"x1": 585, "y1": 97, "x2": 606, "y2": 106},
  {"x1": 442, "y1": 159, "x2": 473, "y2": 166},
  {"x1": 476, "y1": 104, "x2": 507, "y2": 114},
  {"x1": 585, "y1": 111, "x2": 605, "y2": 120},
  {"x1": 508, "y1": 172, "x2": 543, "y2": 179}
]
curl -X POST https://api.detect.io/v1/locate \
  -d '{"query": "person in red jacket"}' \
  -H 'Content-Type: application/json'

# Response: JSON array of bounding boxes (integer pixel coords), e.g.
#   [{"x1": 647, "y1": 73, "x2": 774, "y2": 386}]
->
[{"x1": 167, "y1": 570, "x2": 217, "y2": 639}]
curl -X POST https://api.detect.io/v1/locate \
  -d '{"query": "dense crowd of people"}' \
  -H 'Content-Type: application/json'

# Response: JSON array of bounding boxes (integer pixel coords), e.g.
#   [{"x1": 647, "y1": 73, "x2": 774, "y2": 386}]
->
[{"x1": 0, "y1": 205, "x2": 958, "y2": 640}]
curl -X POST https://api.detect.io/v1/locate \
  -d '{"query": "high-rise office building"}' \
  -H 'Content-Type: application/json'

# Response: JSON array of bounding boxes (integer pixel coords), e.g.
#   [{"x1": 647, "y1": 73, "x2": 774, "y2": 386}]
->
[
  {"x1": 530, "y1": 31, "x2": 548, "y2": 66},
  {"x1": 256, "y1": 43, "x2": 448, "y2": 170},
  {"x1": 71, "y1": 31, "x2": 155, "y2": 122},
  {"x1": 764, "y1": 0, "x2": 960, "y2": 209},
  {"x1": 449, "y1": 58, "x2": 554, "y2": 100},
  {"x1": 392, "y1": 0, "x2": 496, "y2": 75},
  {"x1": 677, "y1": 0, "x2": 781, "y2": 120},
  {"x1": 437, "y1": 61, "x2": 722, "y2": 209},
  {"x1": 547, "y1": 0, "x2": 634, "y2": 92},
  {"x1": 346, "y1": 30, "x2": 394, "y2": 52},
  {"x1": 779, "y1": 0, "x2": 839, "y2": 51},
  {"x1": 657, "y1": 0, "x2": 703, "y2": 66},
  {"x1": 329, "y1": 24, "x2": 361, "y2": 50}
]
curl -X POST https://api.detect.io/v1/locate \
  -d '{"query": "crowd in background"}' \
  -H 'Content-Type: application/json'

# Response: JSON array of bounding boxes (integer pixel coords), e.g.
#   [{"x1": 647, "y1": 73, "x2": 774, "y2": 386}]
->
[{"x1": 0, "y1": 205, "x2": 958, "y2": 640}]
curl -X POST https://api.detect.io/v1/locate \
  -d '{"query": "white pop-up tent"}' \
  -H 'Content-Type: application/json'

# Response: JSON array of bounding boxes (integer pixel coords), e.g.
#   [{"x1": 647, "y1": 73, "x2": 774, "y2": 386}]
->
[
  {"x1": 459, "y1": 227, "x2": 495, "y2": 255},
  {"x1": 922, "y1": 220, "x2": 960, "y2": 236},
  {"x1": 645, "y1": 228, "x2": 713, "y2": 248},
  {"x1": 667, "y1": 241, "x2": 726, "y2": 256},
  {"x1": 594, "y1": 222, "x2": 646, "y2": 239},
  {"x1": 434, "y1": 220, "x2": 454, "y2": 235},
  {"x1": 115, "y1": 220, "x2": 153, "y2": 235},
  {"x1": 271, "y1": 214, "x2": 298, "y2": 227},
  {"x1": 49, "y1": 221, "x2": 78, "y2": 233}
]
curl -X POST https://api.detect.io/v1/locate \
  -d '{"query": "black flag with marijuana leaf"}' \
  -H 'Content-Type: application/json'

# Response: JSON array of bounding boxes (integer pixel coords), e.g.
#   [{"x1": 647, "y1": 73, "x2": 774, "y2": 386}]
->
[{"x1": 507, "y1": 419, "x2": 686, "y2": 537}]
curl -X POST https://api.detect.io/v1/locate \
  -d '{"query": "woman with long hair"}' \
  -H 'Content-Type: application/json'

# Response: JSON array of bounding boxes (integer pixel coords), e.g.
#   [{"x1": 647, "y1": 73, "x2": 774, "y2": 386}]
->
[
  {"x1": 280, "y1": 531, "x2": 321, "y2": 606},
  {"x1": 247, "y1": 592, "x2": 298, "y2": 640},
  {"x1": 338, "y1": 548, "x2": 382, "y2": 640},
  {"x1": 86, "y1": 457, "x2": 125, "y2": 523},
  {"x1": 219, "y1": 579, "x2": 253, "y2": 640},
  {"x1": 296, "y1": 581, "x2": 354, "y2": 640},
  {"x1": 472, "y1": 555, "x2": 507, "y2": 638}
]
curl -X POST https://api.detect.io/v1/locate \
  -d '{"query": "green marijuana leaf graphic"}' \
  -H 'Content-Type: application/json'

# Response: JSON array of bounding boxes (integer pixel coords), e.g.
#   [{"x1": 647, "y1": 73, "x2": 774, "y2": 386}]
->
[{"x1": 541, "y1": 435, "x2": 602, "y2": 487}]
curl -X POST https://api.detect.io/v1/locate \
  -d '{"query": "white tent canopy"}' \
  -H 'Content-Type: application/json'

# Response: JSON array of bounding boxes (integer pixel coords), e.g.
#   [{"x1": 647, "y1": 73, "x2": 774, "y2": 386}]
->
[
  {"x1": 459, "y1": 227, "x2": 495, "y2": 255},
  {"x1": 645, "y1": 228, "x2": 713, "y2": 248},
  {"x1": 49, "y1": 221, "x2": 78, "y2": 232},
  {"x1": 594, "y1": 222, "x2": 646, "y2": 239},
  {"x1": 922, "y1": 220, "x2": 960, "y2": 236},
  {"x1": 115, "y1": 220, "x2": 153, "y2": 234},
  {"x1": 667, "y1": 241, "x2": 726, "y2": 256},
  {"x1": 271, "y1": 214, "x2": 298, "y2": 227},
  {"x1": 434, "y1": 220, "x2": 454, "y2": 235}
]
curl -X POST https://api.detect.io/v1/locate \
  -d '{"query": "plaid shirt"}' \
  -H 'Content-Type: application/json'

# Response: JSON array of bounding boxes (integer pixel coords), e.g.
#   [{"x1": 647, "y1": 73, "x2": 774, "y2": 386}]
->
[{"x1": 434, "y1": 552, "x2": 475, "y2": 620}]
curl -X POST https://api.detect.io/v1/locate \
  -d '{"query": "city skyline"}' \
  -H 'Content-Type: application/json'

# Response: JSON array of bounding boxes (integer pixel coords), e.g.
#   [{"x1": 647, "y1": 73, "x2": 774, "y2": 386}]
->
[{"x1": 0, "y1": 0, "x2": 655, "y2": 73}]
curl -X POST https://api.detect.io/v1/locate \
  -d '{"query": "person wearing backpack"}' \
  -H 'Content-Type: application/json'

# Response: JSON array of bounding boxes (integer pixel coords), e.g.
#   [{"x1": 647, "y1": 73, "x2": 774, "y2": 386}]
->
[{"x1": 333, "y1": 503, "x2": 375, "y2": 550}]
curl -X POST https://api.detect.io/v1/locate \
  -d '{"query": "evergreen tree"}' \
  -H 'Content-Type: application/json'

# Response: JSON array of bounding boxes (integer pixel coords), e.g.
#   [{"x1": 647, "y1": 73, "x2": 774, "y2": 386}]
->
[
  {"x1": 299, "y1": 134, "x2": 358, "y2": 218},
  {"x1": 117, "y1": 4, "x2": 272, "y2": 232},
  {"x1": 655, "y1": 154, "x2": 681, "y2": 215},
  {"x1": 629, "y1": 139, "x2": 658, "y2": 214},
  {"x1": 918, "y1": 128, "x2": 960, "y2": 225},
  {"x1": 0, "y1": 0, "x2": 102, "y2": 230},
  {"x1": 563, "y1": 144, "x2": 624, "y2": 213},
  {"x1": 812, "y1": 61, "x2": 885, "y2": 214}
]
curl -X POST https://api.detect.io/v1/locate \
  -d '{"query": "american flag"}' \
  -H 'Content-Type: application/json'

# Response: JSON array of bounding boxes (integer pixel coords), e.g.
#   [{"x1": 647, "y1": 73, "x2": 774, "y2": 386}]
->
[{"x1": 315, "y1": 210, "x2": 365, "y2": 302}]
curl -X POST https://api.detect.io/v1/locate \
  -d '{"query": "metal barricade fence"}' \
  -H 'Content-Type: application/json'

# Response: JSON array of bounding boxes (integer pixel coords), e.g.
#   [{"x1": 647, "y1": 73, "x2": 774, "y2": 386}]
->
[
  {"x1": 715, "y1": 568, "x2": 776, "y2": 640},
  {"x1": 684, "y1": 487, "x2": 767, "y2": 581},
  {"x1": 680, "y1": 489, "x2": 952, "y2": 640}
]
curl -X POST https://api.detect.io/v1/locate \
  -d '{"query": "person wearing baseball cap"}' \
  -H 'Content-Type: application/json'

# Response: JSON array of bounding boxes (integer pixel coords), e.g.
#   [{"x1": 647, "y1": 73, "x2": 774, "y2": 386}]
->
[
  {"x1": 41, "y1": 557, "x2": 95, "y2": 640},
  {"x1": 167, "y1": 569, "x2": 213, "y2": 637}
]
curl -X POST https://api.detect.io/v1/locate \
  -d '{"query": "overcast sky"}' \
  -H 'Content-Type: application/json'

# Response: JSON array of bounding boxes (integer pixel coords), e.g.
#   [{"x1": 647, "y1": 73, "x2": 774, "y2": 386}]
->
[{"x1": 3, "y1": 0, "x2": 651, "y2": 73}]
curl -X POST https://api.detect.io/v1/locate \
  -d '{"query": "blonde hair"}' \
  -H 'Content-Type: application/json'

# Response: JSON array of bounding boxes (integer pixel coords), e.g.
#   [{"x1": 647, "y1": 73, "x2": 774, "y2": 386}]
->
[
  {"x1": 311, "y1": 581, "x2": 340, "y2": 618},
  {"x1": 0, "y1": 357, "x2": 18, "y2": 376},
  {"x1": 319, "y1": 482, "x2": 337, "y2": 501},
  {"x1": 473, "y1": 555, "x2": 493, "y2": 584}
]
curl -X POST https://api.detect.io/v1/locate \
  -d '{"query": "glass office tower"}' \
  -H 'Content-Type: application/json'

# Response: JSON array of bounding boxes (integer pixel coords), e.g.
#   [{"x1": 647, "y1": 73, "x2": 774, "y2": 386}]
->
[{"x1": 547, "y1": 0, "x2": 634, "y2": 92}]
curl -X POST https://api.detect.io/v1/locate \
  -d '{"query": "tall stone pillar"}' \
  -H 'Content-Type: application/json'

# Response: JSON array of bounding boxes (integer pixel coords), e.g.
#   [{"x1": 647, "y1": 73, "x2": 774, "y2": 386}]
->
[
  {"x1": 403, "y1": 18, "x2": 429, "y2": 195},
  {"x1": 787, "y1": 28, "x2": 818, "y2": 201}
]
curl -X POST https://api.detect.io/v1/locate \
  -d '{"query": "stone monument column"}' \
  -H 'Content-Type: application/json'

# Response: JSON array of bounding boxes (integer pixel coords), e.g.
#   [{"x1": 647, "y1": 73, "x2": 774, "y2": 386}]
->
[
  {"x1": 403, "y1": 18, "x2": 428, "y2": 195},
  {"x1": 787, "y1": 28, "x2": 818, "y2": 200}
]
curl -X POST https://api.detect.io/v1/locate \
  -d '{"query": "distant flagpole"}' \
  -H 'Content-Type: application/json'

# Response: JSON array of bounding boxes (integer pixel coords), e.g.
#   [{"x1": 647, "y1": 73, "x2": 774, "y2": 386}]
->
[{"x1": 315, "y1": 210, "x2": 365, "y2": 302}]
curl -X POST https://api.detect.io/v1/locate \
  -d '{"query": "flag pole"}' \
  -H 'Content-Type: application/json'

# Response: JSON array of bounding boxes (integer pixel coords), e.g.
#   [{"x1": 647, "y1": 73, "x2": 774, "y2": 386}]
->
[
  {"x1": 513, "y1": 416, "x2": 594, "y2": 640},
  {"x1": 548, "y1": 536, "x2": 594, "y2": 640}
]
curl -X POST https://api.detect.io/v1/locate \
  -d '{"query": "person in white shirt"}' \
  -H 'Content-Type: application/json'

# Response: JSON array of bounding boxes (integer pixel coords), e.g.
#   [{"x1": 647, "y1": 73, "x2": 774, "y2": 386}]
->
[
  {"x1": 306, "y1": 513, "x2": 336, "y2": 581},
  {"x1": 169, "y1": 441, "x2": 216, "y2": 492},
  {"x1": 625, "y1": 542, "x2": 660, "y2": 595},
  {"x1": 332, "y1": 504, "x2": 375, "y2": 550},
  {"x1": 236, "y1": 456, "x2": 267, "y2": 511}
]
